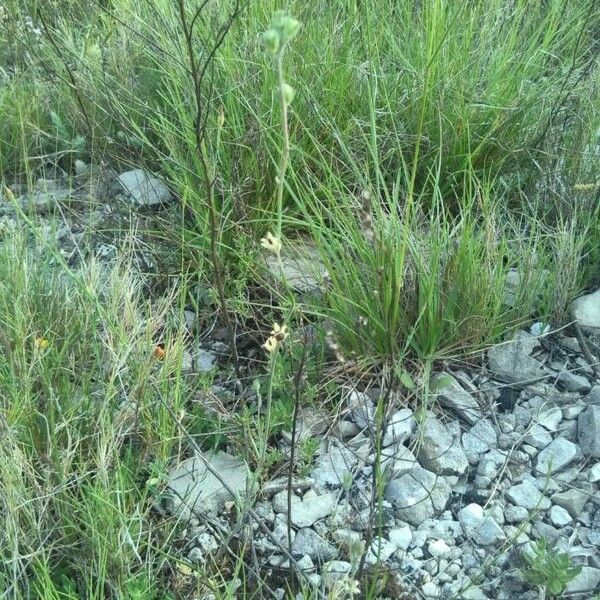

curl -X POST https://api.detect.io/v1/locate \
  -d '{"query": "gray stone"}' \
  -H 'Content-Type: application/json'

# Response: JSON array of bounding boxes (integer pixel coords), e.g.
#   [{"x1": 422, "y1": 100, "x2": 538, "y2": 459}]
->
[
  {"x1": 383, "y1": 408, "x2": 416, "y2": 447},
  {"x1": 334, "y1": 420, "x2": 359, "y2": 440},
  {"x1": 117, "y1": 169, "x2": 172, "y2": 206},
  {"x1": 385, "y1": 467, "x2": 451, "y2": 526},
  {"x1": 564, "y1": 566, "x2": 600, "y2": 594},
  {"x1": 458, "y1": 503, "x2": 484, "y2": 533},
  {"x1": 345, "y1": 389, "x2": 374, "y2": 430},
  {"x1": 292, "y1": 528, "x2": 338, "y2": 562},
  {"x1": 421, "y1": 582, "x2": 442, "y2": 598},
  {"x1": 462, "y1": 419, "x2": 498, "y2": 458},
  {"x1": 388, "y1": 525, "x2": 412, "y2": 550},
  {"x1": 564, "y1": 401, "x2": 586, "y2": 420},
  {"x1": 505, "y1": 505, "x2": 529, "y2": 524},
  {"x1": 311, "y1": 442, "x2": 359, "y2": 488},
  {"x1": 523, "y1": 424, "x2": 552, "y2": 449},
  {"x1": 487, "y1": 333, "x2": 548, "y2": 385},
  {"x1": 366, "y1": 537, "x2": 396, "y2": 563},
  {"x1": 187, "y1": 546, "x2": 204, "y2": 563},
  {"x1": 265, "y1": 244, "x2": 327, "y2": 294},
  {"x1": 579, "y1": 405, "x2": 600, "y2": 458},
  {"x1": 331, "y1": 528, "x2": 362, "y2": 553},
  {"x1": 535, "y1": 437, "x2": 578, "y2": 475},
  {"x1": 558, "y1": 370, "x2": 591, "y2": 393},
  {"x1": 415, "y1": 415, "x2": 469, "y2": 475},
  {"x1": 296, "y1": 555, "x2": 315, "y2": 572},
  {"x1": 551, "y1": 489, "x2": 591, "y2": 518},
  {"x1": 549, "y1": 505, "x2": 573, "y2": 527},
  {"x1": 322, "y1": 560, "x2": 352, "y2": 585},
  {"x1": 281, "y1": 407, "x2": 328, "y2": 444},
  {"x1": 272, "y1": 490, "x2": 336, "y2": 527},
  {"x1": 589, "y1": 463, "x2": 600, "y2": 483},
  {"x1": 571, "y1": 288, "x2": 600, "y2": 332},
  {"x1": 430, "y1": 373, "x2": 483, "y2": 424},
  {"x1": 536, "y1": 407, "x2": 563, "y2": 431},
  {"x1": 379, "y1": 444, "x2": 418, "y2": 479},
  {"x1": 166, "y1": 451, "x2": 251, "y2": 518},
  {"x1": 532, "y1": 521, "x2": 560, "y2": 545},
  {"x1": 472, "y1": 516, "x2": 505, "y2": 546},
  {"x1": 505, "y1": 481, "x2": 551, "y2": 510},
  {"x1": 428, "y1": 539, "x2": 452, "y2": 557}
]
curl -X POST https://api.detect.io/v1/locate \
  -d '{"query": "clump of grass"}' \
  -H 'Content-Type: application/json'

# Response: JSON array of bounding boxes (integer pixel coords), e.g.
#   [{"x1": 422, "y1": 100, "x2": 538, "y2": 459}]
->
[{"x1": 0, "y1": 225, "x2": 190, "y2": 598}]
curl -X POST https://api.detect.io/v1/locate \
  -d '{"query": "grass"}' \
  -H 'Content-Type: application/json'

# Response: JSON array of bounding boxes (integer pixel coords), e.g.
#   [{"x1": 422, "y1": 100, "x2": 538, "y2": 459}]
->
[{"x1": 1, "y1": 0, "x2": 600, "y2": 597}]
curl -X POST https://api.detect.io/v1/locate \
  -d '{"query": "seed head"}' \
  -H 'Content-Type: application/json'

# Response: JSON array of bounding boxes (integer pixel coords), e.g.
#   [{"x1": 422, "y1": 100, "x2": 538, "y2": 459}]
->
[{"x1": 260, "y1": 231, "x2": 282, "y2": 255}]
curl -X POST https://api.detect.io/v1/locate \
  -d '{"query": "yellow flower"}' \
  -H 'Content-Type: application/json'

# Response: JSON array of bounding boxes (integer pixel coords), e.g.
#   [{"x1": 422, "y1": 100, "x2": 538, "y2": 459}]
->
[
  {"x1": 260, "y1": 231, "x2": 282, "y2": 255},
  {"x1": 270, "y1": 322, "x2": 289, "y2": 342},
  {"x1": 153, "y1": 345, "x2": 166, "y2": 360},
  {"x1": 262, "y1": 336, "x2": 279, "y2": 354},
  {"x1": 34, "y1": 337, "x2": 49, "y2": 350}
]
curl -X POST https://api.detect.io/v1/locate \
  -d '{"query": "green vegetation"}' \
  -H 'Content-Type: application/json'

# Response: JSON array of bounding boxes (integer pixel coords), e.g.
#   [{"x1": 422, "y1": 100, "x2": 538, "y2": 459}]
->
[
  {"x1": 1, "y1": 0, "x2": 599, "y2": 597},
  {"x1": 522, "y1": 539, "x2": 583, "y2": 598}
]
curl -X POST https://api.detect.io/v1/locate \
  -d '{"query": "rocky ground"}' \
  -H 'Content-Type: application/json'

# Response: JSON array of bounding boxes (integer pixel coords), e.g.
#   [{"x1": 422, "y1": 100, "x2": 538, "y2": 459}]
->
[
  {"x1": 4, "y1": 169, "x2": 600, "y2": 599},
  {"x1": 166, "y1": 323, "x2": 600, "y2": 599}
]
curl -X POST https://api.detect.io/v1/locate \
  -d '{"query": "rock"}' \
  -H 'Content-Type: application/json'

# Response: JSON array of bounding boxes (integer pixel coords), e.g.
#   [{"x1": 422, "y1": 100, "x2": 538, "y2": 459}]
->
[
  {"x1": 415, "y1": 415, "x2": 469, "y2": 476},
  {"x1": 366, "y1": 537, "x2": 397, "y2": 563},
  {"x1": 345, "y1": 389, "x2": 374, "y2": 430},
  {"x1": 549, "y1": 505, "x2": 573, "y2": 527},
  {"x1": 459, "y1": 503, "x2": 484, "y2": 532},
  {"x1": 505, "y1": 481, "x2": 551, "y2": 510},
  {"x1": 187, "y1": 546, "x2": 204, "y2": 563},
  {"x1": 564, "y1": 566, "x2": 600, "y2": 594},
  {"x1": 535, "y1": 438, "x2": 578, "y2": 475},
  {"x1": 322, "y1": 560, "x2": 352, "y2": 585},
  {"x1": 536, "y1": 407, "x2": 563, "y2": 431},
  {"x1": 571, "y1": 288, "x2": 600, "y2": 332},
  {"x1": 552, "y1": 489, "x2": 591, "y2": 519},
  {"x1": 310, "y1": 442, "x2": 360, "y2": 488},
  {"x1": 462, "y1": 419, "x2": 498, "y2": 459},
  {"x1": 458, "y1": 504, "x2": 504, "y2": 546},
  {"x1": 166, "y1": 451, "x2": 251, "y2": 518},
  {"x1": 428, "y1": 539, "x2": 452, "y2": 557},
  {"x1": 388, "y1": 525, "x2": 413, "y2": 551},
  {"x1": 532, "y1": 521, "x2": 560, "y2": 545},
  {"x1": 589, "y1": 463, "x2": 600, "y2": 483},
  {"x1": 385, "y1": 467, "x2": 451, "y2": 526},
  {"x1": 272, "y1": 490, "x2": 336, "y2": 527},
  {"x1": 523, "y1": 424, "x2": 552, "y2": 449},
  {"x1": 379, "y1": 444, "x2": 418, "y2": 479},
  {"x1": 281, "y1": 407, "x2": 328, "y2": 445},
  {"x1": 292, "y1": 528, "x2": 338, "y2": 562},
  {"x1": 296, "y1": 555, "x2": 315, "y2": 572},
  {"x1": 383, "y1": 408, "x2": 416, "y2": 447},
  {"x1": 421, "y1": 581, "x2": 442, "y2": 598},
  {"x1": 334, "y1": 420, "x2": 359, "y2": 440},
  {"x1": 487, "y1": 333, "x2": 548, "y2": 385},
  {"x1": 579, "y1": 405, "x2": 600, "y2": 458},
  {"x1": 557, "y1": 370, "x2": 591, "y2": 393},
  {"x1": 331, "y1": 528, "x2": 362, "y2": 553},
  {"x1": 503, "y1": 269, "x2": 521, "y2": 307},
  {"x1": 588, "y1": 509, "x2": 600, "y2": 545},
  {"x1": 505, "y1": 505, "x2": 529, "y2": 524},
  {"x1": 460, "y1": 587, "x2": 489, "y2": 600},
  {"x1": 430, "y1": 373, "x2": 483, "y2": 424},
  {"x1": 117, "y1": 169, "x2": 172, "y2": 206},
  {"x1": 265, "y1": 243, "x2": 327, "y2": 294}
]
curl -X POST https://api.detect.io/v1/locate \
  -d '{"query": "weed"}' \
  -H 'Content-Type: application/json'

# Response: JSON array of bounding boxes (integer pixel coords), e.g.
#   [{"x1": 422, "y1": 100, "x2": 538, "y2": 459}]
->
[{"x1": 521, "y1": 539, "x2": 582, "y2": 598}]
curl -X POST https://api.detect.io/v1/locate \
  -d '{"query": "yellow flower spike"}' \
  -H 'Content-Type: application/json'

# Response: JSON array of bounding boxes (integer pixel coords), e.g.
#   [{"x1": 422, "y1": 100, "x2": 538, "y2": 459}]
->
[
  {"x1": 260, "y1": 231, "x2": 282, "y2": 255},
  {"x1": 270, "y1": 322, "x2": 289, "y2": 342},
  {"x1": 262, "y1": 336, "x2": 279, "y2": 354},
  {"x1": 34, "y1": 337, "x2": 49, "y2": 350}
]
